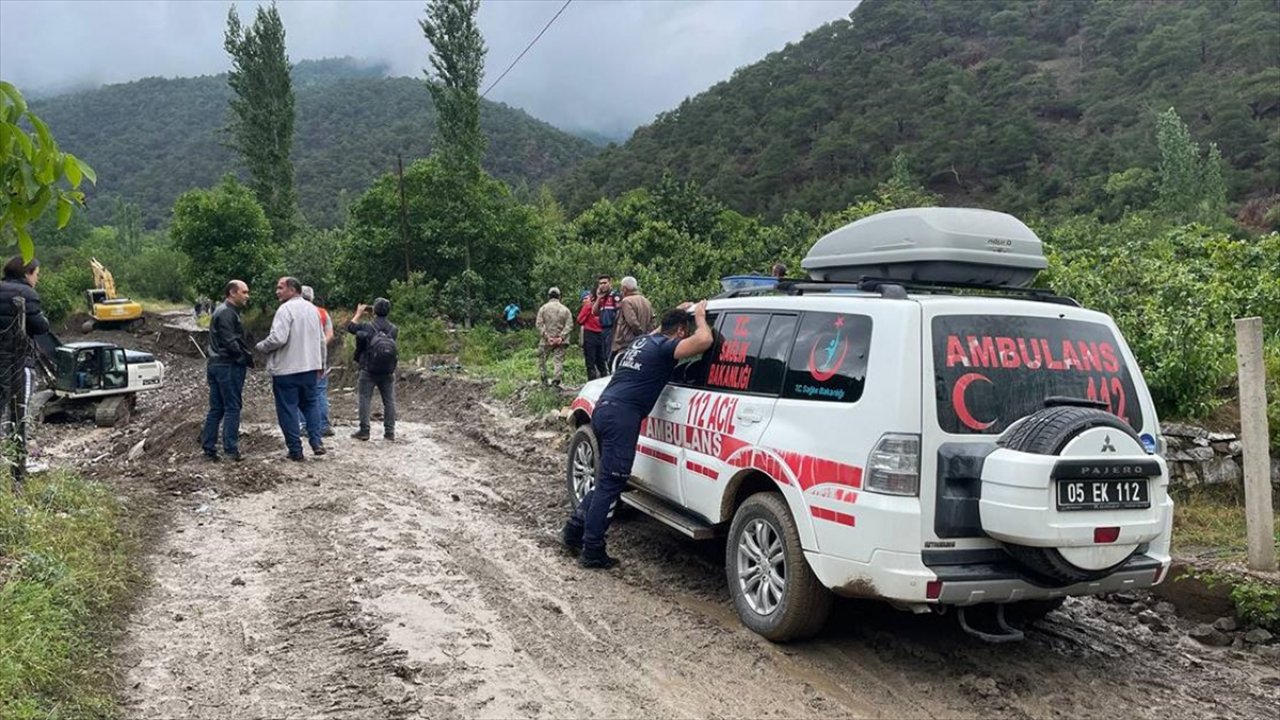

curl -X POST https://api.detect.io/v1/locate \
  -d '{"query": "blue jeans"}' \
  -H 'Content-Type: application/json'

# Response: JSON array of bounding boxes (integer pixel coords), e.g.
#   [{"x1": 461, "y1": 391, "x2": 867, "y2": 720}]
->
[
  {"x1": 301, "y1": 373, "x2": 330, "y2": 434},
  {"x1": 272, "y1": 371, "x2": 321, "y2": 456},
  {"x1": 565, "y1": 401, "x2": 642, "y2": 551},
  {"x1": 201, "y1": 363, "x2": 246, "y2": 455}
]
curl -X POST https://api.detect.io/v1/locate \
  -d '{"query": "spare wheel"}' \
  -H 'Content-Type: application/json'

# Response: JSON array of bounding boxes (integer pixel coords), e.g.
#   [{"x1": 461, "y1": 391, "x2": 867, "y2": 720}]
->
[{"x1": 984, "y1": 405, "x2": 1153, "y2": 585}]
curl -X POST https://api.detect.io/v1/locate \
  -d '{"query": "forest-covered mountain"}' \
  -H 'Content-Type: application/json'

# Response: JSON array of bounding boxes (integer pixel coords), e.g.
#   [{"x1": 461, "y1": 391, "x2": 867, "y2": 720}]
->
[
  {"x1": 556, "y1": 0, "x2": 1280, "y2": 219},
  {"x1": 30, "y1": 58, "x2": 600, "y2": 228}
]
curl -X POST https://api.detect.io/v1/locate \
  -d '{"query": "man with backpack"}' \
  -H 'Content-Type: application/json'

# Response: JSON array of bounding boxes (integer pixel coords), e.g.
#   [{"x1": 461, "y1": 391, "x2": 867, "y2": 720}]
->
[{"x1": 347, "y1": 297, "x2": 398, "y2": 441}]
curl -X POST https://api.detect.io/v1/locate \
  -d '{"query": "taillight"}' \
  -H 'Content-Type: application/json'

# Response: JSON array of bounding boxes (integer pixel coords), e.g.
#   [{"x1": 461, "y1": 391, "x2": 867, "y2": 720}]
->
[
  {"x1": 865, "y1": 433, "x2": 921, "y2": 496},
  {"x1": 1094, "y1": 526, "x2": 1120, "y2": 543}
]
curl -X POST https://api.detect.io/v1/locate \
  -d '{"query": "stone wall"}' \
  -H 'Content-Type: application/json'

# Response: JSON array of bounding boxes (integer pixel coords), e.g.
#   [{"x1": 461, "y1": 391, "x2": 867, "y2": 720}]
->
[{"x1": 1162, "y1": 422, "x2": 1280, "y2": 489}]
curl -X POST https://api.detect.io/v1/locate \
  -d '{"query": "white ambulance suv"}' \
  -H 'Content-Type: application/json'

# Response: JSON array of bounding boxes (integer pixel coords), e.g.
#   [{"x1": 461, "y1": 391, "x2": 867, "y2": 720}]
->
[{"x1": 565, "y1": 208, "x2": 1173, "y2": 642}]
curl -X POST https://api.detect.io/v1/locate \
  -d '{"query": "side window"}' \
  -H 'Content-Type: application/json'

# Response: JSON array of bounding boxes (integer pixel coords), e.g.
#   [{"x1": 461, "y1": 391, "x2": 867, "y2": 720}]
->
[
  {"x1": 748, "y1": 314, "x2": 798, "y2": 396},
  {"x1": 782, "y1": 312, "x2": 872, "y2": 403},
  {"x1": 705, "y1": 313, "x2": 769, "y2": 392},
  {"x1": 671, "y1": 313, "x2": 720, "y2": 387}
]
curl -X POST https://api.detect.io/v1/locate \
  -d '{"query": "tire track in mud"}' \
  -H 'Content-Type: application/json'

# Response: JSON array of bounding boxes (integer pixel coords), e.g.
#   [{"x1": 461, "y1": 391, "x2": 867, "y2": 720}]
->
[{"x1": 52, "y1": 365, "x2": 1277, "y2": 719}]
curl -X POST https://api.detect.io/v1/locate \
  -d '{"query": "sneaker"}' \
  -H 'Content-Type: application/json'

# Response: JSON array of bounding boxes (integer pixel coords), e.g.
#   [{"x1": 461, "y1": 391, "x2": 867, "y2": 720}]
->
[
  {"x1": 287, "y1": 453, "x2": 305, "y2": 462},
  {"x1": 312, "y1": 445, "x2": 327, "y2": 456},
  {"x1": 203, "y1": 451, "x2": 220, "y2": 462},
  {"x1": 322, "y1": 427, "x2": 335, "y2": 438},
  {"x1": 226, "y1": 452, "x2": 244, "y2": 462},
  {"x1": 383, "y1": 432, "x2": 395, "y2": 441},
  {"x1": 578, "y1": 548, "x2": 619, "y2": 570},
  {"x1": 351, "y1": 430, "x2": 370, "y2": 441}
]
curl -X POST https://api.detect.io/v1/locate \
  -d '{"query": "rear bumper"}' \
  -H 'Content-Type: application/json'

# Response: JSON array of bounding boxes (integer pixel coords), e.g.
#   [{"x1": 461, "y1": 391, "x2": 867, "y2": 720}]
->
[
  {"x1": 929, "y1": 552, "x2": 1165, "y2": 605},
  {"x1": 805, "y1": 548, "x2": 1168, "y2": 605}
]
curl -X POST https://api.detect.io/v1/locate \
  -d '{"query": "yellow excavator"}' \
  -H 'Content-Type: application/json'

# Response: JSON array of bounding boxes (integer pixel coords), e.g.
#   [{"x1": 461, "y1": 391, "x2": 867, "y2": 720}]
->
[{"x1": 86, "y1": 258, "x2": 144, "y2": 330}]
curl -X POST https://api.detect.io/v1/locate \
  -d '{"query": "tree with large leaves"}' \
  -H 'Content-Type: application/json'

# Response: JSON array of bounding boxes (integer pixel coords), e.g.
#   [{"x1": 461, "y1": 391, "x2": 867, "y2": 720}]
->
[
  {"x1": 224, "y1": 2, "x2": 298, "y2": 244},
  {"x1": 0, "y1": 81, "x2": 95, "y2": 261}
]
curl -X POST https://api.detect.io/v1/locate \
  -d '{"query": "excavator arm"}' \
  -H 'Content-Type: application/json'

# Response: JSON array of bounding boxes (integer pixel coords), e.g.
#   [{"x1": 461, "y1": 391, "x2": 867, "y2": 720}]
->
[{"x1": 89, "y1": 258, "x2": 118, "y2": 301}]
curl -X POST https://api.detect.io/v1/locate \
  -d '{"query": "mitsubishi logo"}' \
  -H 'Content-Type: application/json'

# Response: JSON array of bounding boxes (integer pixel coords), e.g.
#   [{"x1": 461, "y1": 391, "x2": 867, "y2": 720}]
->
[{"x1": 1101, "y1": 435, "x2": 1117, "y2": 453}]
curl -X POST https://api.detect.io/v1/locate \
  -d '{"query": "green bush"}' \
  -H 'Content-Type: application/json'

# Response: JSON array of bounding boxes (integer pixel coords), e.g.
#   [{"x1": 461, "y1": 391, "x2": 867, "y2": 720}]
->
[{"x1": 34, "y1": 263, "x2": 92, "y2": 324}]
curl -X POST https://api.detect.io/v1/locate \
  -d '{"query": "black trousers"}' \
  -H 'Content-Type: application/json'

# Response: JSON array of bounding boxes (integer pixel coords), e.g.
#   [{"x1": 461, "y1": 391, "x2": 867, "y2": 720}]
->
[{"x1": 582, "y1": 330, "x2": 609, "y2": 380}]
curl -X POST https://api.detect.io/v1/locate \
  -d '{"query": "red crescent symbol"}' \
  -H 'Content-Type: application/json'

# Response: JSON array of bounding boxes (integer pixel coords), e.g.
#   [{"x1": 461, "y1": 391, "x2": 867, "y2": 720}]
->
[
  {"x1": 808, "y1": 337, "x2": 849, "y2": 382},
  {"x1": 952, "y1": 373, "x2": 995, "y2": 431}
]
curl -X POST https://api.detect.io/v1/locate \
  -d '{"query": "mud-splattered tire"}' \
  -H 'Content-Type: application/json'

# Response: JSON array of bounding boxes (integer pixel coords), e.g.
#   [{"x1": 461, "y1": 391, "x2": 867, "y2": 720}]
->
[
  {"x1": 726, "y1": 492, "x2": 832, "y2": 642},
  {"x1": 565, "y1": 424, "x2": 598, "y2": 510},
  {"x1": 1004, "y1": 597, "x2": 1065, "y2": 624},
  {"x1": 998, "y1": 406, "x2": 1141, "y2": 584}
]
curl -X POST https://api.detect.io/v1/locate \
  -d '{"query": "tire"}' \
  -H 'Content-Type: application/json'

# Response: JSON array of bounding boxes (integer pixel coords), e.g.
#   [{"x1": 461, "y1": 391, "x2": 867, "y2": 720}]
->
[
  {"x1": 998, "y1": 405, "x2": 1141, "y2": 584},
  {"x1": 998, "y1": 405, "x2": 1137, "y2": 455},
  {"x1": 565, "y1": 424, "x2": 598, "y2": 510},
  {"x1": 726, "y1": 492, "x2": 832, "y2": 642},
  {"x1": 1004, "y1": 597, "x2": 1065, "y2": 624}
]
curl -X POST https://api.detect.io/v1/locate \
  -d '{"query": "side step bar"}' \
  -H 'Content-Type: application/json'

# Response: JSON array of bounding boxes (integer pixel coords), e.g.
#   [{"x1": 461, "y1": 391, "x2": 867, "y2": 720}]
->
[{"x1": 620, "y1": 488, "x2": 717, "y2": 540}]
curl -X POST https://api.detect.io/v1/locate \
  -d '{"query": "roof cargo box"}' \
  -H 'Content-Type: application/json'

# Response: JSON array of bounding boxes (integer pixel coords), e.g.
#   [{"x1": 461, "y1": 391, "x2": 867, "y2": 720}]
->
[{"x1": 801, "y1": 207, "x2": 1047, "y2": 288}]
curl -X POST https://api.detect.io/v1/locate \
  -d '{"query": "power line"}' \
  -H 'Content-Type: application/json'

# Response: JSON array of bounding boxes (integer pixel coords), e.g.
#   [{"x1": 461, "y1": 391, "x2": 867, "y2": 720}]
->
[{"x1": 481, "y1": 0, "x2": 572, "y2": 98}]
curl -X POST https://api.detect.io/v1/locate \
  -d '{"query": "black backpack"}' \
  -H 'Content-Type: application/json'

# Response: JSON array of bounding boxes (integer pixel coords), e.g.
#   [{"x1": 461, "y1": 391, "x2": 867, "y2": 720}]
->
[{"x1": 365, "y1": 326, "x2": 398, "y2": 374}]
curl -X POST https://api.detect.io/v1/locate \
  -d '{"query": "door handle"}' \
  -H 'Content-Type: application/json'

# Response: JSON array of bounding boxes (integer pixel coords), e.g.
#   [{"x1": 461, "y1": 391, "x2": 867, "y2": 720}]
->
[
  {"x1": 664, "y1": 400, "x2": 683, "y2": 411},
  {"x1": 736, "y1": 408, "x2": 763, "y2": 423}
]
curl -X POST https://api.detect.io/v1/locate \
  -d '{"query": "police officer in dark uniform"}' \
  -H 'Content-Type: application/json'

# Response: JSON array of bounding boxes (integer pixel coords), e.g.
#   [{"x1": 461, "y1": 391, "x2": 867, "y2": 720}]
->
[{"x1": 563, "y1": 300, "x2": 714, "y2": 568}]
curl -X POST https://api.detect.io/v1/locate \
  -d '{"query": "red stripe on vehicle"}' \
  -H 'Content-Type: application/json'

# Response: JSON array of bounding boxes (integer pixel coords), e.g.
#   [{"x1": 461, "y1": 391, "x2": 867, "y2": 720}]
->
[
  {"x1": 685, "y1": 460, "x2": 718, "y2": 479},
  {"x1": 638, "y1": 445, "x2": 677, "y2": 465},
  {"x1": 570, "y1": 398, "x2": 593, "y2": 416},
  {"x1": 778, "y1": 450, "x2": 863, "y2": 491},
  {"x1": 810, "y1": 506, "x2": 856, "y2": 527}
]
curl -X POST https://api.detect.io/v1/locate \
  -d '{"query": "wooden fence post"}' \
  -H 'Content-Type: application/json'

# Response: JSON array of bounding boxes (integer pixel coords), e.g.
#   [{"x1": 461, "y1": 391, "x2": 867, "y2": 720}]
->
[{"x1": 1235, "y1": 316, "x2": 1276, "y2": 572}]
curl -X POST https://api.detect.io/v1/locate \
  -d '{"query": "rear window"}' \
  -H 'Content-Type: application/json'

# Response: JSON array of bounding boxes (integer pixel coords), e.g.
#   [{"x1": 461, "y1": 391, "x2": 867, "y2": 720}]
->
[{"x1": 932, "y1": 315, "x2": 1144, "y2": 434}]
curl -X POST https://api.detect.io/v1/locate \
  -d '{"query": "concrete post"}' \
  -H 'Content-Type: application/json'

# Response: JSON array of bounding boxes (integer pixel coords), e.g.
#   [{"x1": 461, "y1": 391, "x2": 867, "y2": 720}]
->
[{"x1": 1235, "y1": 316, "x2": 1276, "y2": 571}]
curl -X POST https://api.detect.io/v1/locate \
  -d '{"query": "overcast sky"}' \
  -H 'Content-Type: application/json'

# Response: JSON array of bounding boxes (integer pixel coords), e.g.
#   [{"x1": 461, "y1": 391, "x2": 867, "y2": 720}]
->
[{"x1": 0, "y1": 0, "x2": 857, "y2": 137}]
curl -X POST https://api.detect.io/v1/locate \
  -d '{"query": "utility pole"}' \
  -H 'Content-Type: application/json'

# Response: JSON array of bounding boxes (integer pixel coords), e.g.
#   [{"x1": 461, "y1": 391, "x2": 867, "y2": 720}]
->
[
  {"x1": 1235, "y1": 316, "x2": 1276, "y2": 571},
  {"x1": 397, "y1": 154, "x2": 412, "y2": 281}
]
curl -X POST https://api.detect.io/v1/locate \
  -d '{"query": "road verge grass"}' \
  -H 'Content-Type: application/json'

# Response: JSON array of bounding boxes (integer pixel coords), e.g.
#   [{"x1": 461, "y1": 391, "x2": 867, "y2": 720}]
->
[
  {"x1": 1169, "y1": 485, "x2": 1280, "y2": 631},
  {"x1": 0, "y1": 470, "x2": 138, "y2": 719}
]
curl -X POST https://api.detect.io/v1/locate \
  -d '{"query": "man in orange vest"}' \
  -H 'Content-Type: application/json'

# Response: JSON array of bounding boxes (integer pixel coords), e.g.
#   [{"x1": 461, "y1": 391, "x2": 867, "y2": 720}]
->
[{"x1": 302, "y1": 286, "x2": 335, "y2": 437}]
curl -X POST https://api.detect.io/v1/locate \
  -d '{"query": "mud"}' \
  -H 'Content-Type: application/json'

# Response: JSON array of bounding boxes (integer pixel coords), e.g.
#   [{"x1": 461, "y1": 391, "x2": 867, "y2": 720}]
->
[{"x1": 32, "y1": 321, "x2": 1280, "y2": 719}]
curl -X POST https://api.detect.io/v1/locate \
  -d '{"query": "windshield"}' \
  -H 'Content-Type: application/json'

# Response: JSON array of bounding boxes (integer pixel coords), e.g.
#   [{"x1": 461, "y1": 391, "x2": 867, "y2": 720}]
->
[{"x1": 932, "y1": 314, "x2": 1144, "y2": 434}]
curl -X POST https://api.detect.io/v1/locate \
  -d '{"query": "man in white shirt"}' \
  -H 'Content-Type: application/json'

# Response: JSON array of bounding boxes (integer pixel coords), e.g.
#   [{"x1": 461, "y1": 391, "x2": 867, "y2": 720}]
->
[{"x1": 255, "y1": 276, "x2": 325, "y2": 461}]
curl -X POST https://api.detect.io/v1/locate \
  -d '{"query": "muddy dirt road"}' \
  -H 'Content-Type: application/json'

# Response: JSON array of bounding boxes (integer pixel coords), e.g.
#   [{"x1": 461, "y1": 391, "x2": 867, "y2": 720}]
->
[{"x1": 38, "y1": 326, "x2": 1280, "y2": 719}]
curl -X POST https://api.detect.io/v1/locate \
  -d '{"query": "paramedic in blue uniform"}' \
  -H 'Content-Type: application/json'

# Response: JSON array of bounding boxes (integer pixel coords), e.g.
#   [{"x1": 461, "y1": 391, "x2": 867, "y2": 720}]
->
[{"x1": 563, "y1": 300, "x2": 714, "y2": 568}]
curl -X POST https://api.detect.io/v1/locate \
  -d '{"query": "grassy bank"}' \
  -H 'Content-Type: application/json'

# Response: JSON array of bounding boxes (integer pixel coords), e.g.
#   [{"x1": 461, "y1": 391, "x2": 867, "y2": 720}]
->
[{"x1": 0, "y1": 471, "x2": 138, "y2": 719}]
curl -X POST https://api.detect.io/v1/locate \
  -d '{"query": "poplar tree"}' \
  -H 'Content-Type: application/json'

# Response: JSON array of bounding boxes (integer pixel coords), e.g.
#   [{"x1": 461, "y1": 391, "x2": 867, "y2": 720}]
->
[
  {"x1": 419, "y1": 0, "x2": 488, "y2": 325},
  {"x1": 420, "y1": 0, "x2": 487, "y2": 182},
  {"x1": 224, "y1": 2, "x2": 298, "y2": 243}
]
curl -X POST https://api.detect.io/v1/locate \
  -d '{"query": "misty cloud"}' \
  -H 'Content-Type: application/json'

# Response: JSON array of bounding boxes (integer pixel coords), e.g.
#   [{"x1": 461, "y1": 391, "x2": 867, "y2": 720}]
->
[{"x1": 0, "y1": 0, "x2": 856, "y2": 138}]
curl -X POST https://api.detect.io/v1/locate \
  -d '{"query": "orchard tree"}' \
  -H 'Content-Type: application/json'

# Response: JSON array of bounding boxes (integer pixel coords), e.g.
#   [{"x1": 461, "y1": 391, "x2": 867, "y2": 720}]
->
[
  {"x1": 340, "y1": 157, "x2": 546, "y2": 316},
  {"x1": 225, "y1": 2, "x2": 298, "y2": 243},
  {"x1": 170, "y1": 175, "x2": 279, "y2": 301},
  {"x1": 0, "y1": 81, "x2": 96, "y2": 261}
]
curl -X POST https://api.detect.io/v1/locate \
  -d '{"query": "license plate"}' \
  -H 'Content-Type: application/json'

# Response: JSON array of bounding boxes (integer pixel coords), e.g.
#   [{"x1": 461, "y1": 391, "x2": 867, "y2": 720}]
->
[{"x1": 1056, "y1": 479, "x2": 1149, "y2": 511}]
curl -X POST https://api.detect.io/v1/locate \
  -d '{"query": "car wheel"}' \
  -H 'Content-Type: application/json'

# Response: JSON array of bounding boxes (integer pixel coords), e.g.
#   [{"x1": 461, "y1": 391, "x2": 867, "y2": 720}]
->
[
  {"x1": 565, "y1": 424, "x2": 598, "y2": 510},
  {"x1": 998, "y1": 405, "x2": 1142, "y2": 584},
  {"x1": 726, "y1": 492, "x2": 832, "y2": 642}
]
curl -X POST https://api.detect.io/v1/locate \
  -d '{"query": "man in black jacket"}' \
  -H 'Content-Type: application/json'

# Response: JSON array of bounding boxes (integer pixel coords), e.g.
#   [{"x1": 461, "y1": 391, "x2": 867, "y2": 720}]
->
[
  {"x1": 347, "y1": 297, "x2": 398, "y2": 441},
  {"x1": 0, "y1": 256, "x2": 51, "y2": 441},
  {"x1": 201, "y1": 280, "x2": 252, "y2": 461}
]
